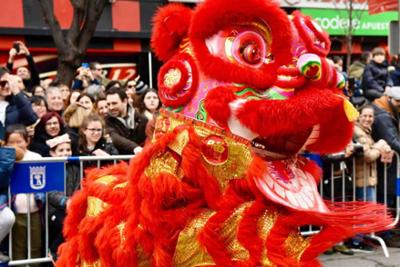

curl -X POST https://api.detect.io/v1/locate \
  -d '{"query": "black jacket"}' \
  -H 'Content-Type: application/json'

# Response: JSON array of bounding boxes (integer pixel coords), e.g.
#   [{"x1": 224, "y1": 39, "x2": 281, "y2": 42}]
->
[
  {"x1": 372, "y1": 103, "x2": 400, "y2": 154},
  {"x1": 105, "y1": 109, "x2": 148, "y2": 155},
  {"x1": 371, "y1": 101, "x2": 400, "y2": 202},
  {"x1": 362, "y1": 61, "x2": 393, "y2": 100},
  {"x1": 48, "y1": 163, "x2": 81, "y2": 215}
]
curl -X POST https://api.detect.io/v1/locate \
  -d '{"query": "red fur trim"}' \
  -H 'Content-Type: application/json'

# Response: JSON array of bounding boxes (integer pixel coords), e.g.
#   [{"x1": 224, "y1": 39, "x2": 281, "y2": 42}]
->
[
  {"x1": 56, "y1": 237, "x2": 80, "y2": 267},
  {"x1": 292, "y1": 11, "x2": 331, "y2": 57},
  {"x1": 204, "y1": 86, "x2": 237, "y2": 128},
  {"x1": 236, "y1": 87, "x2": 344, "y2": 137},
  {"x1": 189, "y1": 0, "x2": 292, "y2": 89},
  {"x1": 236, "y1": 200, "x2": 266, "y2": 266},
  {"x1": 151, "y1": 4, "x2": 193, "y2": 61}
]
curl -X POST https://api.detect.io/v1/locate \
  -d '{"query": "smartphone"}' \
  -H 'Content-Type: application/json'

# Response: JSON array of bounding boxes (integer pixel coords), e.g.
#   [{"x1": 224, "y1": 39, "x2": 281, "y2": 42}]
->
[
  {"x1": 81, "y1": 62, "x2": 89, "y2": 68},
  {"x1": 13, "y1": 42, "x2": 20, "y2": 53}
]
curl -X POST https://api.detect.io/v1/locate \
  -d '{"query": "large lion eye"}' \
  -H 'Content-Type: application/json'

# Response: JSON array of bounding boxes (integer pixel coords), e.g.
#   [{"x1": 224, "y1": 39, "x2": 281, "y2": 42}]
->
[{"x1": 230, "y1": 31, "x2": 266, "y2": 68}]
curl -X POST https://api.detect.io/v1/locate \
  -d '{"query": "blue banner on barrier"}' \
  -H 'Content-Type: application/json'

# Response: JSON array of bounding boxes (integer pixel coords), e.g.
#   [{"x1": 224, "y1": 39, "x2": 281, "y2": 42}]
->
[
  {"x1": 10, "y1": 162, "x2": 65, "y2": 194},
  {"x1": 397, "y1": 178, "x2": 400, "y2": 197}
]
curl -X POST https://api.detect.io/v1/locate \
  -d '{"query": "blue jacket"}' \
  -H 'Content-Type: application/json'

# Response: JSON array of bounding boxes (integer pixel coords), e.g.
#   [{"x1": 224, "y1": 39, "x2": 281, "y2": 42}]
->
[{"x1": 0, "y1": 92, "x2": 38, "y2": 140}]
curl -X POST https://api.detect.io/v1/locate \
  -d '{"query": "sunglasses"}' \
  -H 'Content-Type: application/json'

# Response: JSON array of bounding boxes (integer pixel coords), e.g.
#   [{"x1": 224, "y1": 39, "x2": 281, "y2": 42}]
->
[{"x1": 0, "y1": 80, "x2": 8, "y2": 87}]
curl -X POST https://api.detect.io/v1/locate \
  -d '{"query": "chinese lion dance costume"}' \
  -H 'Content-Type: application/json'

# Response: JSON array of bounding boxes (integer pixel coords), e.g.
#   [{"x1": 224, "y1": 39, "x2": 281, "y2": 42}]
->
[{"x1": 57, "y1": 0, "x2": 393, "y2": 266}]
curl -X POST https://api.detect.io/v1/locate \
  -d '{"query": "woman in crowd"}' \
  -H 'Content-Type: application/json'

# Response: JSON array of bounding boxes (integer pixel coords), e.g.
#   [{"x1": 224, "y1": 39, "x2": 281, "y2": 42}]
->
[
  {"x1": 138, "y1": 88, "x2": 161, "y2": 121},
  {"x1": 31, "y1": 85, "x2": 46, "y2": 97},
  {"x1": 76, "y1": 92, "x2": 94, "y2": 111},
  {"x1": 63, "y1": 100, "x2": 92, "y2": 155},
  {"x1": 59, "y1": 84, "x2": 71, "y2": 110},
  {"x1": 30, "y1": 96, "x2": 48, "y2": 119},
  {"x1": 5, "y1": 124, "x2": 43, "y2": 265},
  {"x1": 29, "y1": 111, "x2": 66, "y2": 157},
  {"x1": 353, "y1": 105, "x2": 393, "y2": 202},
  {"x1": 79, "y1": 113, "x2": 118, "y2": 158},
  {"x1": 69, "y1": 90, "x2": 81, "y2": 106},
  {"x1": 27, "y1": 96, "x2": 48, "y2": 142},
  {"x1": 46, "y1": 134, "x2": 80, "y2": 260}
]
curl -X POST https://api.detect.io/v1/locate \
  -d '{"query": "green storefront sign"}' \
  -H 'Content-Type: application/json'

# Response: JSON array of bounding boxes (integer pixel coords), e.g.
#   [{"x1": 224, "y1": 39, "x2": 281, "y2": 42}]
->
[{"x1": 301, "y1": 8, "x2": 397, "y2": 36}]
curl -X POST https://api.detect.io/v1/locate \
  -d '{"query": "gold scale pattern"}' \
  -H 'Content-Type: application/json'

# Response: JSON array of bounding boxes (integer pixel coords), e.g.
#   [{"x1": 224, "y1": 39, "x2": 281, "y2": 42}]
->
[{"x1": 152, "y1": 111, "x2": 253, "y2": 191}]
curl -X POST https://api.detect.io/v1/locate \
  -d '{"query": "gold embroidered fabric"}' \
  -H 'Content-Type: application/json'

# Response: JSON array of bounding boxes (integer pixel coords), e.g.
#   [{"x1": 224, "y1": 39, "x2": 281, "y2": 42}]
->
[
  {"x1": 284, "y1": 231, "x2": 311, "y2": 262},
  {"x1": 173, "y1": 210, "x2": 216, "y2": 267},
  {"x1": 136, "y1": 244, "x2": 151, "y2": 267},
  {"x1": 117, "y1": 222, "x2": 126, "y2": 243},
  {"x1": 86, "y1": 196, "x2": 109, "y2": 217},
  {"x1": 168, "y1": 130, "x2": 190, "y2": 155},
  {"x1": 94, "y1": 175, "x2": 117, "y2": 185},
  {"x1": 144, "y1": 151, "x2": 184, "y2": 180},
  {"x1": 155, "y1": 110, "x2": 253, "y2": 191},
  {"x1": 220, "y1": 202, "x2": 252, "y2": 261},
  {"x1": 257, "y1": 210, "x2": 278, "y2": 266},
  {"x1": 81, "y1": 259, "x2": 101, "y2": 267}
]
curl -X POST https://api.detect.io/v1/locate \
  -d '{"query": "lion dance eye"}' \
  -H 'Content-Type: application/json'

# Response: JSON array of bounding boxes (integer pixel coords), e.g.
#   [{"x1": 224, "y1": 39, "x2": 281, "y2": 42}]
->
[
  {"x1": 242, "y1": 43, "x2": 262, "y2": 65},
  {"x1": 230, "y1": 31, "x2": 267, "y2": 68}
]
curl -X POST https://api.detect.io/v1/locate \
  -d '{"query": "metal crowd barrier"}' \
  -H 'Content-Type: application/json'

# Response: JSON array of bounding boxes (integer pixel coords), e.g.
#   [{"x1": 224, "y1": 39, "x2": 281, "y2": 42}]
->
[
  {"x1": 5, "y1": 155, "x2": 134, "y2": 266},
  {"x1": 301, "y1": 152, "x2": 400, "y2": 258},
  {"x1": 2, "y1": 152, "x2": 400, "y2": 265}
]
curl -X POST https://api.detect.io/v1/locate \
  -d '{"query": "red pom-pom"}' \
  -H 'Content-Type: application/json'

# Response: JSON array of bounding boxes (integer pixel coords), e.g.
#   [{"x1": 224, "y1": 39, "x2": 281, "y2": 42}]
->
[{"x1": 151, "y1": 4, "x2": 193, "y2": 62}]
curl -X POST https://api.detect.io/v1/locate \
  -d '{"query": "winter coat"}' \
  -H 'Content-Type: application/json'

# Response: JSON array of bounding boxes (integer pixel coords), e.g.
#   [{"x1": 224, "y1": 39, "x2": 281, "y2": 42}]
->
[
  {"x1": 372, "y1": 96, "x2": 400, "y2": 202},
  {"x1": 362, "y1": 61, "x2": 393, "y2": 101},
  {"x1": 105, "y1": 106, "x2": 148, "y2": 154},
  {"x1": 353, "y1": 124, "x2": 382, "y2": 187},
  {"x1": 79, "y1": 138, "x2": 119, "y2": 168},
  {"x1": 48, "y1": 163, "x2": 81, "y2": 216},
  {"x1": 348, "y1": 61, "x2": 366, "y2": 80}
]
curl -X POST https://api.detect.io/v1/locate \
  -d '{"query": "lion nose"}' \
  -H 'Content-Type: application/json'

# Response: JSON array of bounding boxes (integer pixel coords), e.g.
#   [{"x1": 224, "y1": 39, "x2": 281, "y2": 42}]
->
[{"x1": 343, "y1": 99, "x2": 359, "y2": 122}]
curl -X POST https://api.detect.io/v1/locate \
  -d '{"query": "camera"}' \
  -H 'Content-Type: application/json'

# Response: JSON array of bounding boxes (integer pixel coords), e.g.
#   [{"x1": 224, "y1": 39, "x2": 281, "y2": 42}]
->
[
  {"x1": 353, "y1": 143, "x2": 364, "y2": 156},
  {"x1": 13, "y1": 42, "x2": 20, "y2": 53}
]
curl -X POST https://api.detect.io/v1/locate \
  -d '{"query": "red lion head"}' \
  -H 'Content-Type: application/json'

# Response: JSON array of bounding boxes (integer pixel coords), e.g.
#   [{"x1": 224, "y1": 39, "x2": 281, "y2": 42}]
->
[{"x1": 152, "y1": 0, "x2": 357, "y2": 160}]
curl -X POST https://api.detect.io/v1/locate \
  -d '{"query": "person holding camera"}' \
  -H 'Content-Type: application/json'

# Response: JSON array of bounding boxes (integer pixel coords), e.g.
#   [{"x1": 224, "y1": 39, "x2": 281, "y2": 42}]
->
[
  {"x1": 0, "y1": 67, "x2": 38, "y2": 140},
  {"x1": 7, "y1": 41, "x2": 40, "y2": 94},
  {"x1": 353, "y1": 105, "x2": 393, "y2": 202},
  {"x1": 72, "y1": 64, "x2": 99, "y2": 91}
]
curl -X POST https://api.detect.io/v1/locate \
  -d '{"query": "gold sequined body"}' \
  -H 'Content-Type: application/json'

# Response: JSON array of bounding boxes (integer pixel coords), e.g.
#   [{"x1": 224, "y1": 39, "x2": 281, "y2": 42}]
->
[{"x1": 78, "y1": 110, "x2": 312, "y2": 267}]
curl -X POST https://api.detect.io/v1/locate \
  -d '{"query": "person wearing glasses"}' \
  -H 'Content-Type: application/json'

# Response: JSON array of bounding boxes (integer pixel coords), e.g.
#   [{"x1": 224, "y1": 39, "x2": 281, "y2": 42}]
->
[
  {"x1": 78, "y1": 113, "x2": 118, "y2": 158},
  {"x1": 29, "y1": 111, "x2": 67, "y2": 157},
  {"x1": 0, "y1": 67, "x2": 38, "y2": 140},
  {"x1": 89, "y1": 61, "x2": 110, "y2": 87}
]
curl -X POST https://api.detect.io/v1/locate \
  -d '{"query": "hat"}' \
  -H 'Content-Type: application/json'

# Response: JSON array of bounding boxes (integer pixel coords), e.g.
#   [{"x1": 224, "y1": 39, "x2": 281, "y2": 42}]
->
[
  {"x1": 46, "y1": 134, "x2": 71, "y2": 149},
  {"x1": 385, "y1": 86, "x2": 400, "y2": 100}
]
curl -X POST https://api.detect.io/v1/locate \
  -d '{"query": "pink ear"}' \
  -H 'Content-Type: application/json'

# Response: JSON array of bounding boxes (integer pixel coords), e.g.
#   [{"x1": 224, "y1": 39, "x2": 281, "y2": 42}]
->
[{"x1": 151, "y1": 4, "x2": 193, "y2": 62}]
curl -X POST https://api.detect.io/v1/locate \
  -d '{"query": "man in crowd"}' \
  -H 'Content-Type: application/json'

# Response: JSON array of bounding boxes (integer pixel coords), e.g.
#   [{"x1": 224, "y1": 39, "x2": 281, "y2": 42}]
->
[
  {"x1": 372, "y1": 86, "x2": 400, "y2": 247},
  {"x1": 46, "y1": 86, "x2": 64, "y2": 114},
  {"x1": 105, "y1": 87, "x2": 148, "y2": 154},
  {"x1": 0, "y1": 67, "x2": 37, "y2": 140},
  {"x1": 89, "y1": 62, "x2": 109, "y2": 87},
  {"x1": 7, "y1": 41, "x2": 40, "y2": 93}
]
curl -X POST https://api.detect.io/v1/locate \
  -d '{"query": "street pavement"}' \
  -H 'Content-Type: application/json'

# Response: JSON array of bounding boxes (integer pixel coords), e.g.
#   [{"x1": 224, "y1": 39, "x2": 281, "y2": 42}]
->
[{"x1": 320, "y1": 248, "x2": 400, "y2": 266}]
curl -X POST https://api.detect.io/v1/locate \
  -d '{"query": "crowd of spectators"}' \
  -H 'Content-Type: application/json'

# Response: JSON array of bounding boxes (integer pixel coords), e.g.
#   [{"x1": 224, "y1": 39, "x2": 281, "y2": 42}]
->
[{"x1": 0, "y1": 42, "x2": 160, "y2": 263}]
